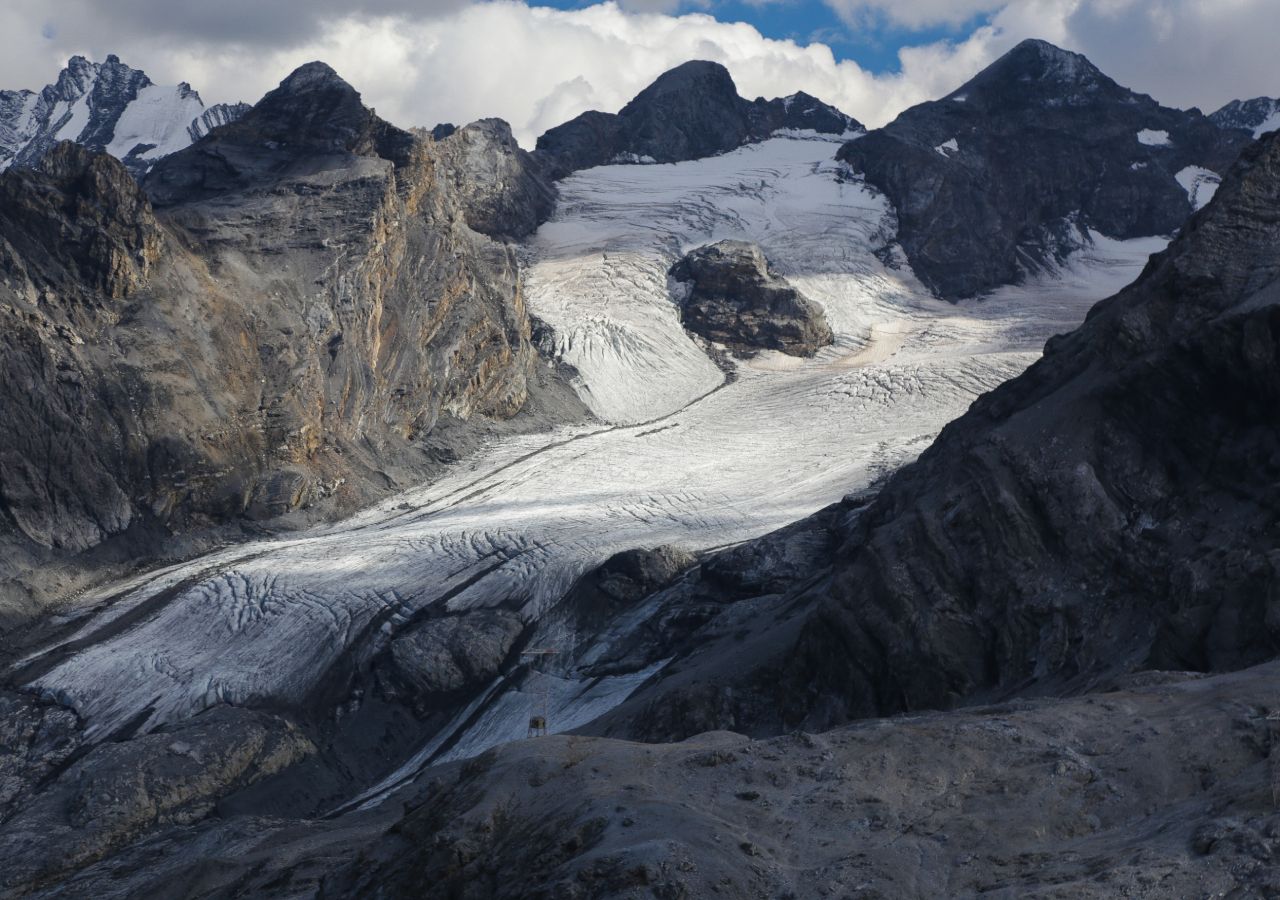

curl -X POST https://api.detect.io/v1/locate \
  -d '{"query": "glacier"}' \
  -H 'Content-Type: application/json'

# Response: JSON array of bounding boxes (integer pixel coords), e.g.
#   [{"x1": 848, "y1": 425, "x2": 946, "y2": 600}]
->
[{"x1": 19, "y1": 133, "x2": 1168, "y2": 795}]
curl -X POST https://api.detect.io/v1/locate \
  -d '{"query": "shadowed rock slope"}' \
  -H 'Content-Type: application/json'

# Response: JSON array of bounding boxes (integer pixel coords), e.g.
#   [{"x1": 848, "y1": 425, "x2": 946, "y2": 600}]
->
[
  {"x1": 587, "y1": 118, "x2": 1280, "y2": 744},
  {"x1": 535, "y1": 60, "x2": 860, "y2": 178},
  {"x1": 839, "y1": 39, "x2": 1253, "y2": 300},
  {"x1": 0, "y1": 62, "x2": 570, "y2": 628},
  {"x1": 13, "y1": 663, "x2": 1280, "y2": 898}
]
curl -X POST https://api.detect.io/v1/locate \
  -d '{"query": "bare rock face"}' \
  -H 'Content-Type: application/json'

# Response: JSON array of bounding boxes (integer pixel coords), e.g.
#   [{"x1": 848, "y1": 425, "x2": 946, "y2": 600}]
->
[
  {"x1": 431, "y1": 117, "x2": 556, "y2": 241},
  {"x1": 0, "y1": 62, "x2": 554, "y2": 625},
  {"x1": 0, "y1": 706, "x2": 313, "y2": 893},
  {"x1": 670, "y1": 240, "x2": 833, "y2": 356},
  {"x1": 389, "y1": 610, "x2": 525, "y2": 697},
  {"x1": 0, "y1": 142, "x2": 161, "y2": 300},
  {"x1": 839, "y1": 39, "x2": 1253, "y2": 300}
]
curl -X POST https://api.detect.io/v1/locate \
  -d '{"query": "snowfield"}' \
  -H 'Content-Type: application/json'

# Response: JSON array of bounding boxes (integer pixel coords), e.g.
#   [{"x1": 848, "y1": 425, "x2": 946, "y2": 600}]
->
[{"x1": 22, "y1": 134, "x2": 1167, "y2": 792}]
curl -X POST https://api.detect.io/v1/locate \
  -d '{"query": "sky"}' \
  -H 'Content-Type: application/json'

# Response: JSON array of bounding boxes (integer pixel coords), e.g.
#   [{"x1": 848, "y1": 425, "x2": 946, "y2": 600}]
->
[{"x1": 0, "y1": 0, "x2": 1276, "y2": 148}]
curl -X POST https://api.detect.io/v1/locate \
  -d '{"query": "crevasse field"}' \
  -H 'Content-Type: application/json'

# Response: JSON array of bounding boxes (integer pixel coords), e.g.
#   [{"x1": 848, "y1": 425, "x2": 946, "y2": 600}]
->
[{"x1": 20, "y1": 134, "x2": 1167, "y2": 806}]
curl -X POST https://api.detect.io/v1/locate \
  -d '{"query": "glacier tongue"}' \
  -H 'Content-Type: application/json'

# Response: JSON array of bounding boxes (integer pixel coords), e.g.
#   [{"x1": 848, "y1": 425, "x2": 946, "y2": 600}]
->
[{"x1": 22, "y1": 134, "x2": 1167, "y2": 781}]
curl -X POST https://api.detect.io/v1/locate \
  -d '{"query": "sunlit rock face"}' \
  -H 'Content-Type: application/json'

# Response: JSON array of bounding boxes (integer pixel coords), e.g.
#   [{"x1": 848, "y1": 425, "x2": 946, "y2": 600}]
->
[{"x1": 0, "y1": 62, "x2": 553, "y2": 621}]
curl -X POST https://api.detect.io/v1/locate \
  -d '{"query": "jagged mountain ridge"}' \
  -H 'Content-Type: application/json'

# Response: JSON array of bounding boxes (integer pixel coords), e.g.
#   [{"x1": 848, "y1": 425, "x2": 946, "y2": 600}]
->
[
  {"x1": 534, "y1": 60, "x2": 861, "y2": 178},
  {"x1": 0, "y1": 54, "x2": 249, "y2": 177},
  {"x1": 839, "y1": 39, "x2": 1253, "y2": 300}
]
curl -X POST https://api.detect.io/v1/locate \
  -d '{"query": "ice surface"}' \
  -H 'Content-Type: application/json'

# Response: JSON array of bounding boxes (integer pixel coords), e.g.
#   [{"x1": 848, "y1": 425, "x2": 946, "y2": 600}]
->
[
  {"x1": 1175, "y1": 165, "x2": 1221, "y2": 211},
  {"x1": 1136, "y1": 128, "x2": 1171, "y2": 146},
  {"x1": 22, "y1": 134, "x2": 1167, "y2": 785}
]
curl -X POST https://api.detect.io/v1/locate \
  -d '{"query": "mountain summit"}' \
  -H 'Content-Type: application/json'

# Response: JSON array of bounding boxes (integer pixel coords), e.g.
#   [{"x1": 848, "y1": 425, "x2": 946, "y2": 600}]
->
[
  {"x1": 144, "y1": 61, "x2": 417, "y2": 205},
  {"x1": 840, "y1": 38, "x2": 1251, "y2": 299},
  {"x1": 535, "y1": 59, "x2": 860, "y2": 177}
]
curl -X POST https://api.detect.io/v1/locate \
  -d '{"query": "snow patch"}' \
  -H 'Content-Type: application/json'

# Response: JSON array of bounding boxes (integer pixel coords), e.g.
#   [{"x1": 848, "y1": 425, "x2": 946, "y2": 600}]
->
[
  {"x1": 106, "y1": 83, "x2": 206, "y2": 161},
  {"x1": 1175, "y1": 165, "x2": 1221, "y2": 211},
  {"x1": 935, "y1": 137, "x2": 960, "y2": 157},
  {"x1": 1254, "y1": 111, "x2": 1280, "y2": 138},
  {"x1": 1136, "y1": 128, "x2": 1171, "y2": 147}
]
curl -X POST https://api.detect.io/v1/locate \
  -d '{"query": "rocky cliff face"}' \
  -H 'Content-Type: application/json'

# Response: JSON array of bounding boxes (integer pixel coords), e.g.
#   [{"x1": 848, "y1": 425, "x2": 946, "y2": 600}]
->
[
  {"x1": 0, "y1": 62, "x2": 568, "y2": 625},
  {"x1": 670, "y1": 240, "x2": 834, "y2": 356},
  {"x1": 535, "y1": 60, "x2": 860, "y2": 178},
  {"x1": 839, "y1": 39, "x2": 1253, "y2": 300},
  {"x1": 589, "y1": 123, "x2": 1280, "y2": 743},
  {"x1": 0, "y1": 55, "x2": 248, "y2": 177}
]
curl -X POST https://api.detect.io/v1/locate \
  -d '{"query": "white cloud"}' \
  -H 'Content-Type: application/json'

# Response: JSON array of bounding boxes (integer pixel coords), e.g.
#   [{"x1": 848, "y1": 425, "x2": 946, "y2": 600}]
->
[
  {"x1": 0, "y1": 0, "x2": 1277, "y2": 153},
  {"x1": 0, "y1": 1, "x2": 993, "y2": 145}
]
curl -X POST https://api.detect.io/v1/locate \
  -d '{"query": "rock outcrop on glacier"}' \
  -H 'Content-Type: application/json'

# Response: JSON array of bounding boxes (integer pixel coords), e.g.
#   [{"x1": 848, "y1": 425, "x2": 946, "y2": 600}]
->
[
  {"x1": 0, "y1": 54, "x2": 248, "y2": 176},
  {"x1": 534, "y1": 60, "x2": 860, "y2": 178},
  {"x1": 670, "y1": 240, "x2": 834, "y2": 355},
  {"x1": 1211, "y1": 96, "x2": 1280, "y2": 138},
  {"x1": 593, "y1": 123, "x2": 1280, "y2": 744},
  {"x1": 839, "y1": 39, "x2": 1252, "y2": 300},
  {"x1": 0, "y1": 62, "x2": 572, "y2": 624}
]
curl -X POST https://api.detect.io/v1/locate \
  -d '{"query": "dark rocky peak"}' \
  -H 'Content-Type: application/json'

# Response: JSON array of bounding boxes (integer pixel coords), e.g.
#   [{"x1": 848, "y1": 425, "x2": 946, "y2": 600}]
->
[
  {"x1": 0, "y1": 142, "x2": 161, "y2": 301},
  {"x1": 950, "y1": 38, "x2": 1112, "y2": 106},
  {"x1": 536, "y1": 60, "x2": 858, "y2": 179},
  {"x1": 144, "y1": 61, "x2": 415, "y2": 206},
  {"x1": 750, "y1": 91, "x2": 860, "y2": 135},
  {"x1": 839, "y1": 39, "x2": 1251, "y2": 300},
  {"x1": 238, "y1": 61, "x2": 385, "y2": 152},
  {"x1": 620, "y1": 59, "x2": 742, "y2": 115},
  {"x1": 1210, "y1": 96, "x2": 1280, "y2": 138}
]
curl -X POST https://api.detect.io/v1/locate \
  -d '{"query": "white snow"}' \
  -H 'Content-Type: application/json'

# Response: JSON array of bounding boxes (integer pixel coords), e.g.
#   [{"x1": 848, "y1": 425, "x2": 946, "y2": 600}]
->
[
  {"x1": 1175, "y1": 165, "x2": 1221, "y2": 211},
  {"x1": 106, "y1": 83, "x2": 206, "y2": 161},
  {"x1": 935, "y1": 137, "x2": 960, "y2": 157},
  {"x1": 1253, "y1": 110, "x2": 1280, "y2": 138},
  {"x1": 21, "y1": 134, "x2": 1168, "y2": 787},
  {"x1": 1136, "y1": 128, "x2": 1171, "y2": 147},
  {"x1": 53, "y1": 95, "x2": 92, "y2": 142}
]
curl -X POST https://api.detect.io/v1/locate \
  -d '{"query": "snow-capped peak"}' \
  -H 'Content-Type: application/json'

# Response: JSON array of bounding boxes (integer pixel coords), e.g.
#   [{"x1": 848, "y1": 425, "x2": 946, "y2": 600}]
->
[{"x1": 0, "y1": 55, "x2": 248, "y2": 176}]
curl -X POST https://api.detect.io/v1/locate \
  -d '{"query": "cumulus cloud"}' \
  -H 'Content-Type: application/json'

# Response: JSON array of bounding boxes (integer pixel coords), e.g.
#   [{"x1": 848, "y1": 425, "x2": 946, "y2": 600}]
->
[
  {"x1": 0, "y1": 1, "x2": 989, "y2": 144},
  {"x1": 0, "y1": 0, "x2": 1277, "y2": 151}
]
